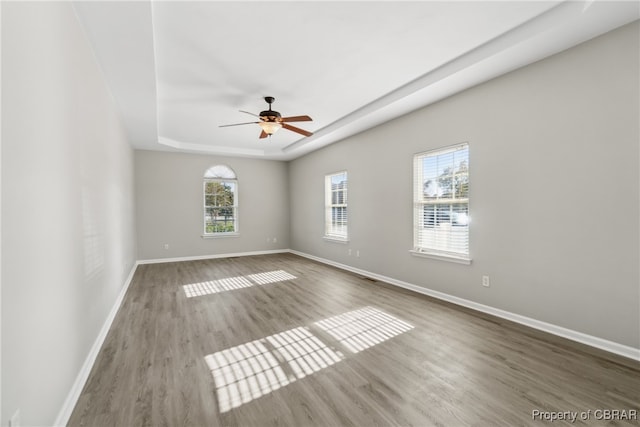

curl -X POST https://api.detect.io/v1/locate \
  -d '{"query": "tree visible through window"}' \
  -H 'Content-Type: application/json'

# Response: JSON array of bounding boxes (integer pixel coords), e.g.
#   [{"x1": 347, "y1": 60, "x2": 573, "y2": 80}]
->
[
  {"x1": 325, "y1": 171, "x2": 348, "y2": 240},
  {"x1": 204, "y1": 165, "x2": 237, "y2": 235},
  {"x1": 413, "y1": 144, "x2": 469, "y2": 259}
]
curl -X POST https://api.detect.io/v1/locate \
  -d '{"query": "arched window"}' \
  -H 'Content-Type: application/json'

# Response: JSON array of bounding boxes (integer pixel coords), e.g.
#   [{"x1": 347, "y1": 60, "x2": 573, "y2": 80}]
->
[{"x1": 203, "y1": 165, "x2": 238, "y2": 235}]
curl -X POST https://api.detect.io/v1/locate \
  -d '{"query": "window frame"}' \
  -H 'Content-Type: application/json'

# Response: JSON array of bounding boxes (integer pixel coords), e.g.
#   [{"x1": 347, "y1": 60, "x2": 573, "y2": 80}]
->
[
  {"x1": 411, "y1": 143, "x2": 471, "y2": 264},
  {"x1": 324, "y1": 171, "x2": 348, "y2": 243},
  {"x1": 202, "y1": 165, "x2": 239, "y2": 238}
]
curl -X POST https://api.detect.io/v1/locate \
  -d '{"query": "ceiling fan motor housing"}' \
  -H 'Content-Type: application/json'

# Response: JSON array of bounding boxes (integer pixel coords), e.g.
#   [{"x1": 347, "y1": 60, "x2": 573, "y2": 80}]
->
[
  {"x1": 260, "y1": 111, "x2": 281, "y2": 120},
  {"x1": 260, "y1": 96, "x2": 281, "y2": 120}
]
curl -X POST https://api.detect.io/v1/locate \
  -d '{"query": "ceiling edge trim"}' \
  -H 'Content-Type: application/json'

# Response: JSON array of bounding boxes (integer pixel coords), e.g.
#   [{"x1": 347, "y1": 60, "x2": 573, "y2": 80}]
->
[{"x1": 158, "y1": 137, "x2": 266, "y2": 158}]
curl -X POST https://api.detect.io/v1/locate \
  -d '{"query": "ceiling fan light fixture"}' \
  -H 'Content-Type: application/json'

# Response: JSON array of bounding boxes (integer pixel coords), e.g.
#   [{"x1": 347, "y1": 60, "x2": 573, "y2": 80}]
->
[
  {"x1": 258, "y1": 121, "x2": 282, "y2": 135},
  {"x1": 220, "y1": 96, "x2": 313, "y2": 139}
]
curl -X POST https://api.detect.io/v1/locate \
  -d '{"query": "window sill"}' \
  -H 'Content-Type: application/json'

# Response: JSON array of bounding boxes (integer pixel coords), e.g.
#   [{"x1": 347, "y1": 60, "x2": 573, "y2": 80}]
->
[
  {"x1": 323, "y1": 236, "x2": 349, "y2": 244},
  {"x1": 201, "y1": 233, "x2": 239, "y2": 239},
  {"x1": 409, "y1": 249, "x2": 472, "y2": 265}
]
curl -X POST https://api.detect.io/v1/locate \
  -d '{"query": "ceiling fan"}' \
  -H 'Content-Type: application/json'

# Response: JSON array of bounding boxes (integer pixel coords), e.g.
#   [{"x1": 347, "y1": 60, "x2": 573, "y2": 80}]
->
[{"x1": 220, "y1": 96, "x2": 313, "y2": 139}]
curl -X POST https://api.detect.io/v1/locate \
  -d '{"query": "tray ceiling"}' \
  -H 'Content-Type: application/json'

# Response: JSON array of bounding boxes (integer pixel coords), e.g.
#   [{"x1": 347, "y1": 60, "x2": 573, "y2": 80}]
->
[{"x1": 73, "y1": 1, "x2": 639, "y2": 160}]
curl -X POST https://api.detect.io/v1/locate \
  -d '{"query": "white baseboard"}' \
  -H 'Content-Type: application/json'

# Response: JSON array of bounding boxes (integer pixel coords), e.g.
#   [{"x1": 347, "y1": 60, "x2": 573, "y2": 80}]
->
[
  {"x1": 137, "y1": 249, "x2": 290, "y2": 265},
  {"x1": 53, "y1": 263, "x2": 138, "y2": 427},
  {"x1": 290, "y1": 250, "x2": 640, "y2": 362}
]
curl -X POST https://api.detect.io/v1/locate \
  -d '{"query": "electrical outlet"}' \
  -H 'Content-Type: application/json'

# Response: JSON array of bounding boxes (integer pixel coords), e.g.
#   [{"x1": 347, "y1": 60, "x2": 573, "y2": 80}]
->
[
  {"x1": 9, "y1": 409, "x2": 20, "y2": 427},
  {"x1": 356, "y1": 250, "x2": 360, "y2": 258},
  {"x1": 266, "y1": 237, "x2": 271, "y2": 243},
  {"x1": 348, "y1": 249, "x2": 352, "y2": 256},
  {"x1": 482, "y1": 275, "x2": 490, "y2": 287},
  {"x1": 164, "y1": 243, "x2": 169, "y2": 250},
  {"x1": 273, "y1": 237, "x2": 277, "y2": 243}
]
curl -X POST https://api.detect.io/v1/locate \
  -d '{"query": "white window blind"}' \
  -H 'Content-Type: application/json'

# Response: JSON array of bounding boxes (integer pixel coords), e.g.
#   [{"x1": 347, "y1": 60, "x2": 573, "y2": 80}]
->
[
  {"x1": 413, "y1": 144, "x2": 469, "y2": 259},
  {"x1": 325, "y1": 171, "x2": 348, "y2": 240},
  {"x1": 204, "y1": 165, "x2": 238, "y2": 235}
]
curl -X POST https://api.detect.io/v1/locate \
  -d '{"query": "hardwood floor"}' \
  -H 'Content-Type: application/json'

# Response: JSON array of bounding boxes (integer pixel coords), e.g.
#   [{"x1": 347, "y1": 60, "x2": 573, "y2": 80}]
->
[{"x1": 68, "y1": 253, "x2": 640, "y2": 426}]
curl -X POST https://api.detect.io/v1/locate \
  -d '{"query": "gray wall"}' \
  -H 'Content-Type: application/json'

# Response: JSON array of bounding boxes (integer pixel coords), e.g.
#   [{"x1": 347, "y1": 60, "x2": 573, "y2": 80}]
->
[
  {"x1": 135, "y1": 150, "x2": 290, "y2": 260},
  {"x1": 1, "y1": 3, "x2": 137, "y2": 426},
  {"x1": 289, "y1": 22, "x2": 639, "y2": 348}
]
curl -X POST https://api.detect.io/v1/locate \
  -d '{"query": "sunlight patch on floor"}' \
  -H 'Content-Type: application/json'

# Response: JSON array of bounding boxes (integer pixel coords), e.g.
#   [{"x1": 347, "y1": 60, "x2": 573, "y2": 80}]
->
[
  {"x1": 183, "y1": 270, "x2": 297, "y2": 297},
  {"x1": 315, "y1": 306, "x2": 415, "y2": 353},
  {"x1": 248, "y1": 270, "x2": 297, "y2": 285},
  {"x1": 205, "y1": 306, "x2": 414, "y2": 412},
  {"x1": 183, "y1": 276, "x2": 254, "y2": 297},
  {"x1": 265, "y1": 327, "x2": 343, "y2": 379},
  {"x1": 204, "y1": 327, "x2": 343, "y2": 412}
]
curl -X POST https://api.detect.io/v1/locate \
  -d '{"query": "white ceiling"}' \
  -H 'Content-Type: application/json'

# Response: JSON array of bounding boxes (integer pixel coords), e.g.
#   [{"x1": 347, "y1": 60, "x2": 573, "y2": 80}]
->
[{"x1": 73, "y1": 1, "x2": 639, "y2": 161}]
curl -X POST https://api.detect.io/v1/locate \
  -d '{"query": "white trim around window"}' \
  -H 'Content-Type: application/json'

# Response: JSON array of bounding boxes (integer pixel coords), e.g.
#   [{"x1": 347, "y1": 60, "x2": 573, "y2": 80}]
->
[
  {"x1": 203, "y1": 165, "x2": 239, "y2": 237},
  {"x1": 324, "y1": 171, "x2": 348, "y2": 242},
  {"x1": 412, "y1": 143, "x2": 470, "y2": 264}
]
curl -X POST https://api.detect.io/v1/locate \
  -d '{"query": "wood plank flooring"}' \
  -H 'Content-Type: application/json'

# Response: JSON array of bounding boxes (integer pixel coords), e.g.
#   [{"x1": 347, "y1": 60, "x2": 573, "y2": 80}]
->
[{"x1": 68, "y1": 253, "x2": 640, "y2": 426}]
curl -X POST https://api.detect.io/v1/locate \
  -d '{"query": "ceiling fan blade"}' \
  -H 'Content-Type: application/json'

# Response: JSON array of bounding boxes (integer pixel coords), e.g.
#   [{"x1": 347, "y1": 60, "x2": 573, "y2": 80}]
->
[
  {"x1": 279, "y1": 115, "x2": 312, "y2": 123},
  {"x1": 259, "y1": 130, "x2": 268, "y2": 139},
  {"x1": 219, "y1": 121, "x2": 259, "y2": 128},
  {"x1": 282, "y1": 123, "x2": 313, "y2": 137},
  {"x1": 240, "y1": 110, "x2": 261, "y2": 118}
]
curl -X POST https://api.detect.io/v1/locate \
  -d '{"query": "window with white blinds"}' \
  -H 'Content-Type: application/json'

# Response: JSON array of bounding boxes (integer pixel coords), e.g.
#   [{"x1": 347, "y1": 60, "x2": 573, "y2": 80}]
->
[
  {"x1": 413, "y1": 144, "x2": 469, "y2": 261},
  {"x1": 203, "y1": 165, "x2": 238, "y2": 236},
  {"x1": 325, "y1": 171, "x2": 348, "y2": 240}
]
